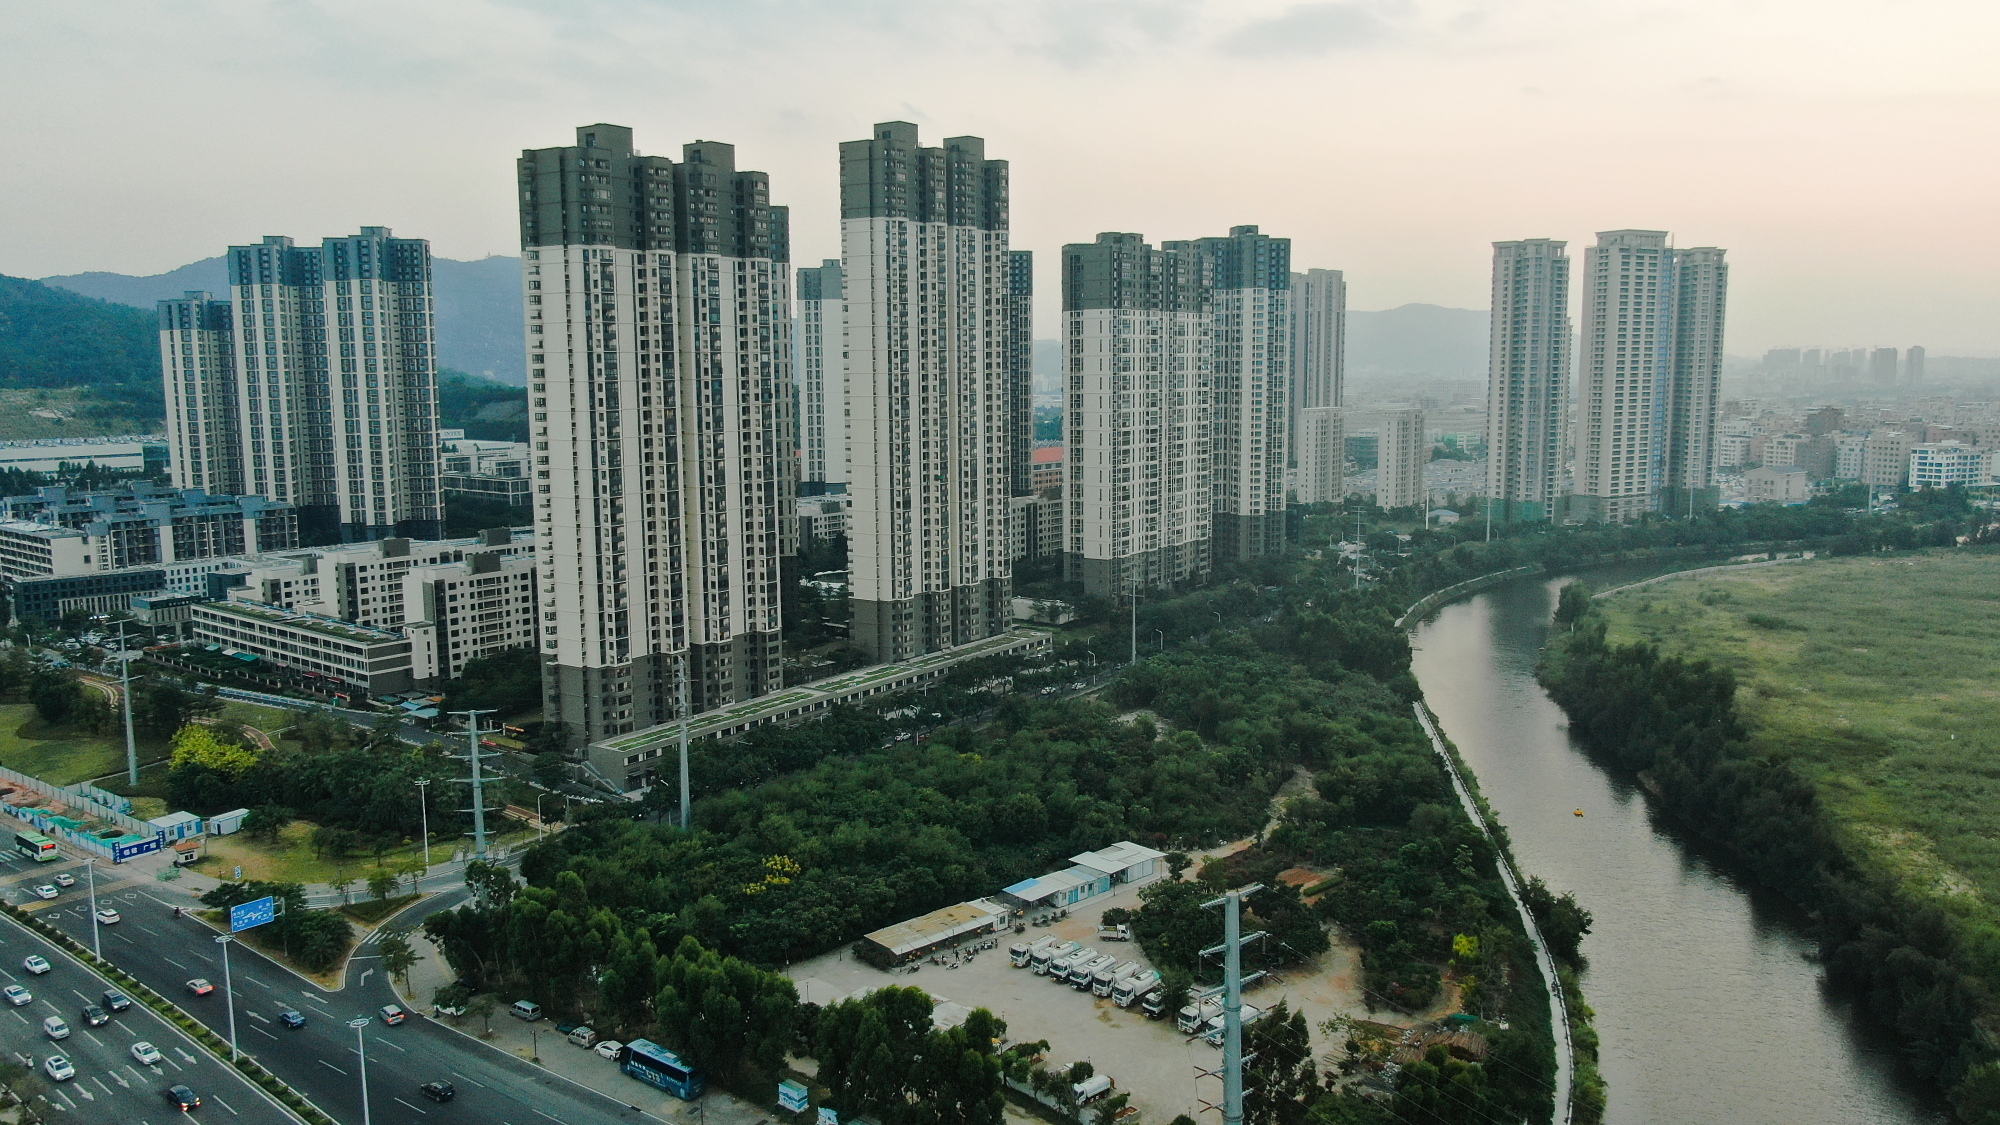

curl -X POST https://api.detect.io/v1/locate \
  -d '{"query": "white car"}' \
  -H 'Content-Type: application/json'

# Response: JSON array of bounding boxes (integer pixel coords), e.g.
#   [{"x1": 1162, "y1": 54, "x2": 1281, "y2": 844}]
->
[
  {"x1": 22, "y1": 955, "x2": 50, "y2": 975},
  {"x1": 31, "y1": 885, "x2": 56, "y2": 900},
  {"x1": 42, "y1": 1054, "x2": 73, "y2": 1082},
  {"x1": 42, "y1": 1016, "x2": 68, "y2": 1040},
  {"x1": 94, "y1": 907, "x2": 119, "y2": 924},
  {"x1": 593, "y1": 1039, "x2": 624, "y2": 1060},
  {"x1": 131, "y1": 1041, "x2": 164, "y2": 1066},
  {"x1": 51, "y1": 873, "x2": 73, "y2": 888},
  {"x1": 3, "y1": 985, "x2": 30, "y2": 1006}
]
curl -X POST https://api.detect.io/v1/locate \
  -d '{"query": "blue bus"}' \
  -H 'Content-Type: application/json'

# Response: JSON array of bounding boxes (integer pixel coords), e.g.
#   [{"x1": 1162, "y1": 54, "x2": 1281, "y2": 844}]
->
[{"x1": 622, "y1": 1039, "x2": 704, "y2": 1100}]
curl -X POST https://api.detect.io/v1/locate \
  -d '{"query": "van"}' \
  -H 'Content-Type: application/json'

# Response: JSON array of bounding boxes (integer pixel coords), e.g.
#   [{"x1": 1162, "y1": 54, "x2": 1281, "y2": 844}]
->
[
  {"x1": 509, "y1": 1000, "x2": 543, "y2": 1022},
  {"x1": 567, "y1": 1026, "x2": 598, "y2": 1048}
]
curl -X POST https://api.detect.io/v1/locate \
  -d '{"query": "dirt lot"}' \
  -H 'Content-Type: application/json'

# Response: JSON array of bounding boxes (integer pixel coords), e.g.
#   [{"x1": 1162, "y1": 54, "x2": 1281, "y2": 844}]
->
[{"x1": 788, "y1": 872, "x2": 1386, "y2": 1123}]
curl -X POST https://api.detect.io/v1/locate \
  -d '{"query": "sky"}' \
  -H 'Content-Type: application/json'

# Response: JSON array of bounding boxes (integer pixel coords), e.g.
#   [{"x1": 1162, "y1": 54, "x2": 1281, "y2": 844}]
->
[{"x1": 3, "y1": 0, "x2": 1997, "y2": 355}]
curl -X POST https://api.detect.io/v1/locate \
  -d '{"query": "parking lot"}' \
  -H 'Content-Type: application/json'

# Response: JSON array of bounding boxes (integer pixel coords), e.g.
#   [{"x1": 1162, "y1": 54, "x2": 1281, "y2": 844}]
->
[{"x1": 788, "y1": 875, "x2": 1375, "y2": 1124}]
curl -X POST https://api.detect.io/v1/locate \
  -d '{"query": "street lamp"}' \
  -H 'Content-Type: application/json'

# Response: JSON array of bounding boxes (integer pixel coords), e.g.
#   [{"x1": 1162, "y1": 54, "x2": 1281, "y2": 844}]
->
[
  {"x1": 1154, "y1": 629, "x2": 1164, "y2": 651},
  {"x1": 413, "y1": 779, "x2": 431, "y2": 874},
  {"x1": 85, "y1": 859, "x2": 99, "y2": 960},
  {"x1": 535, "y1": 793, "x2": 546, "y2": 840},
  {"x1": 348, "y1": 1017, "x2": 373, "y2": 1125},
  {"x1": 215, "y1": 934, "x2": 238, "y2": 1063}
]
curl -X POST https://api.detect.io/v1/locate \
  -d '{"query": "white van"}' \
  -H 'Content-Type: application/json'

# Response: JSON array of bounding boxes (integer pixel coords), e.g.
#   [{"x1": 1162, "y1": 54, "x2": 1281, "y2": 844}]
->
[
  {"x1": 567, "y1": 1026, "x2": 598, "y2": 1048},
  {"x1": 509, "y1": 1000, "x2": 543, "y2": 1022}
]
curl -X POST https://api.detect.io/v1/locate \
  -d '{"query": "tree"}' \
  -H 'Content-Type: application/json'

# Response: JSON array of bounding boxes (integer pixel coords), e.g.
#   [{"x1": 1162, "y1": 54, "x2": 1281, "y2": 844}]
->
[
  {"x1": 467, "y1": 994, "x2": 497, "y2": 1037},
  {"x1": 814, "y1": 986, "x2": 1003, "y2": 1125},
  {"x1": 654, "y1": 936, "x2": 800, "y2": 1088},
  {"x1": 134, "y1": 678, "x2": 223, "y2": 737},
  {"x1": 532, "y1": 751, "x2": 567, "y2": 790},
  {"x1": 1554, "y1": 581, "x2": 1593, "y2": 626},
  {"x1": 242, "y1": 805, "x2": 293, "y2": 844},
  {"x1": 1951, "y1": 1061, "x2": 2000, "y2": 1125},
  {"x1": 367, "y1": 869, "x2": 400, "y2": 903},
  {"x1": 1244, "y1": 1000, "x2": 1316, "y2": 1125},
  {"x1": 463, "y1": 859, "x2": 519, "y2": 906},
  {"x1": 170, "y1": 723, "x2": 258, "y2": 776},
  {"x1": 378, "y1": 929, "x2": 419, "y2": 995},
  {"x1": 1520, "y1": 877, "x2": 1593, "y2": 963},
  {"x1": 29, "y1": 667, "x2": 83, "y2": 724}
]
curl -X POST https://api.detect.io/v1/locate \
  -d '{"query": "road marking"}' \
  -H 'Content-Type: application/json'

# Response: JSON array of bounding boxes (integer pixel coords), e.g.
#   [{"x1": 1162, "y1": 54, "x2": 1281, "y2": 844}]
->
[
  {"x1": 450, "y1": 1071, "x2": 486, "y2": 1087},
  {"x1": 174, "y1": 1046, "x2": 197, "y2": 1064},
  {"x1": 75, "y1": 1084, "x2": 92, "y2": 1101},
  {"x1": 359, "y1": 968, "x2": 374, "y2": 986},
  {"x1": 299, "y1": 991, "x2": 329, "y2": 1007},
  {"x1": 111, "y1": 932, "x2": 133, "y2": 944},
  {"x1": 251, "y1": 1025, "x2": 276, "y2": 1040},
  {"x1": 54, "y1": 1087, "x2": 75, "y2": 1109},
  {"x1": 534, "y1": 1111, "x2": 568, "y2": 1124},
  {"x1": 212, "y1": 1093, "x2": 239, "y2": 1116},
  {"x1": 160, "y1": 957, "x2": 187, "y2": 970},
  {"x1": 318, "y1": 1059, "x2": 346, "y2": 1075},
  {"x1": 90, "y1": 1076, "x2": 111, "y2": 1097},
  {"x1": 371, "y1": 1035, "x2": 406, "y2": 1052},
  {"x1": 79, "y1": 1029, "x2": 103, "y2": 1048},
  {"x1": 394, "y1": 1097, "x2": 429, "y2": 1115},
  {"x1": 68, "y1": 990, "x2": 89, "y2": 1003},
  {"x1": 244, "y1": 1010, "x2": 269, "y2": 1023},
  {"x1": 135, "y1": 924, "x2": 158, "y2": 936},
  {"x1": 11, "y1": 1011, "x2": 28, "y2": 1026},
  {"x1": 247, "y1": 976, "x2": 271, "y2": 989},
  {"x1": 109, "y1": 1068, "x2": 129, "y2": 1088}
]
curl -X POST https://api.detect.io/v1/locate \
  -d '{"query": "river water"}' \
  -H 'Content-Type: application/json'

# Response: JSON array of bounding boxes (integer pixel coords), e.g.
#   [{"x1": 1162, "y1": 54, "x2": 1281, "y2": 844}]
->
[{"x1": 1408, "y1": 574, "x2": 1945, "y2": 1125}]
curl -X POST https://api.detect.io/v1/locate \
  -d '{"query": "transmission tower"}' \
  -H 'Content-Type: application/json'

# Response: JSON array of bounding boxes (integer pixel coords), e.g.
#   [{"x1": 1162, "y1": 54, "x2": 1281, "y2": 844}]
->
[{"x1": 448, "y1": 708, "x2": 502, "y2": 858}]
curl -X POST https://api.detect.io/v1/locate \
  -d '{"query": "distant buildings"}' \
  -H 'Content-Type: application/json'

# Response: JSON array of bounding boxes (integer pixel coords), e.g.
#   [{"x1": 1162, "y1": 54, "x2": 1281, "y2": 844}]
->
[
  {"x1": 842, "y1": 122, "x2": 1012, "y2": 661},
  {"x1": 1356, "y1": 405, "x2": 1427, "y2": 510},
  {"x1": 1290, "y1": 268, "x2": 1346, "y2": 504},
  {"x1": 796, "y1": 259, "x2": 844, "y2": 492},
  {"x1": 1008, "y1": 250, "x2": 1036, "y2": 499},
  {"x1": 518, "y1": 123, "x2": 795, "y2": 745},
  {"x1": 1293, "y1": 406, "x2": 1345, "y2": 505},
  {"x1": 1905, "y1": 346, "x2": 1926, "y2": 383},
  {"x1": 1571, "y1": 231, "x2": 1728, "y2": 521},
  {"x1": 1743, "y1": 466, "x2": 1810, "y2": 505},
  {"x1": 0, "y1": 484, "x2": 295, "y2": 579},
  {"x1": 439, "y1": 433, "x2": 531, "y2": 507},
  {"x1": 1864, "y1": 429, "x2": 1916, "y2": 488},
  {"x1": 158, "y1": 228, "x2": 446, "y2": 543},
  {"x1": 1484, "y1": 239, "x2": 1570, "y2": 522}
]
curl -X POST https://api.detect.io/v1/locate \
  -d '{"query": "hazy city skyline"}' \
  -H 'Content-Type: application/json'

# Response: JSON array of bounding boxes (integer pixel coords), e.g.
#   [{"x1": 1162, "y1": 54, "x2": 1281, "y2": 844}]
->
[{"x1": 4, "y1": 1, "x2": 1996, "y2": 355}]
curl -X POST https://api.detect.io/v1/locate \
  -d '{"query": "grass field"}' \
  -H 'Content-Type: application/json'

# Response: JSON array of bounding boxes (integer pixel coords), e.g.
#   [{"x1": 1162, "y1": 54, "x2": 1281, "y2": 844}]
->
[
  {"x1": 0, "y1": 698, "x2": 299, "y2": 788},
  {"x1": 0, "y1": 388, "x2": 159, "y2": 442},
  {"x1": 1597, "y1": 550, "x2": 2000, "y2": 943}
]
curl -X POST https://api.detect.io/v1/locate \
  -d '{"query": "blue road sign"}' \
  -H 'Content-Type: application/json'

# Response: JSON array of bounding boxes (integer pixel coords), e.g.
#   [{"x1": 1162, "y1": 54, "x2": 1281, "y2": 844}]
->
[{"x1": 229, "y1": 896, "x2": 276, "y2": 932}]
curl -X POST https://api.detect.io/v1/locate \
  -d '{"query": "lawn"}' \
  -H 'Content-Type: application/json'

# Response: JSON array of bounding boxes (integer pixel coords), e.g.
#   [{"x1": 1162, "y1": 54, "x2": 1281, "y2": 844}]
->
[
  {"x1": 190, "y1": 818, "x2": 539, "y2": 886},
  {"x1": 0, "y1": 697, "x2": 302, "y2": 788},
  {"x1": 1596, "y1": 549, "x2": 2000, "y2": 946}
]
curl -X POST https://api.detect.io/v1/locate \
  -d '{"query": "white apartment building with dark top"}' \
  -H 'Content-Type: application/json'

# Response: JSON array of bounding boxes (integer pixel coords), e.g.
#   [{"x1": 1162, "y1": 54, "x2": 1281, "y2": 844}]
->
[
  {"x1": 796, "y1": 259, "x2": 844, "y2": 490},
  {"x1": 841, "y1": 122, "x2": 1013, "y2": 662},
  {"x1": 1484, "y1": 239, "x2": 1570, "y2": 523},
  {"x1": 518, "y1": 124, "x2": 795, "y2": 746},
  {"x1": 1289, "y1": 267, "x2": 1346, "y2": 506}
]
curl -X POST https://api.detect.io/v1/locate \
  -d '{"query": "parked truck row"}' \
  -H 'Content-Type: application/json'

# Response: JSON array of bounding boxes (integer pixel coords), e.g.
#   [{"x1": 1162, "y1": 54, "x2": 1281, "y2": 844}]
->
[{"x1": 1010, "y1": 935, "x2": 1165, "y2": 1010}]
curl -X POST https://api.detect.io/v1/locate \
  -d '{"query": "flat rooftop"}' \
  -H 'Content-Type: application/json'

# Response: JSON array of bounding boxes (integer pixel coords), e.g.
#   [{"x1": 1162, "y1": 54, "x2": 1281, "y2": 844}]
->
[{"x1": 196, "y1": 600, "x2": 403, "y2": 645}]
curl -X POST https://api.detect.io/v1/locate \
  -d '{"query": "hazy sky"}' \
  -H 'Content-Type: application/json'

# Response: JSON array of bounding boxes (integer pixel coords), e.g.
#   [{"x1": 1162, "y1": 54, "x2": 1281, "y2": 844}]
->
[{"x1": 4, "y1": 0, "x2": 1996, "y2": 354}]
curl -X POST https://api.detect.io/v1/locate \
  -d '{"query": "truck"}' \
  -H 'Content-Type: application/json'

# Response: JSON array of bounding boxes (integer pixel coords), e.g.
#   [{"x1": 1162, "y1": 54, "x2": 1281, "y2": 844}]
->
[
  {"x1": 1050, "y1": 947, "x2": 1098, "y2": 983},
  {"x1": 1177, "y1": 997, "x2": 1222, "y2": 1035},
  {"x1": 1011, "y1": 935, "x2": 1056, "y2": 968},
  {"x1": 1069, "y1": 954, "x2": 1117, "y2": 989},
  {"x1": 1113, "y1": 969, "x2": 1160, "y2": 1008},
  {"x1": 1030, "y1": 941, "x2": 1080, "y2": 976},
  {"x1": 1096, "y1": 923, "x2": 1132, "y2": 942},
  {"x1": 1092, "y1": 960, "x2": 1143, "y2": 998},
  {"x1": 1202, "y1": 1004, "x2": 1268, "y2": 1047},
  {"x1": 1141, "y1": 988, "x2": 1170, "y2": 1019},
  {"x1": 1072, "y1": 1074, "x2": 1114, "y2": 1106}
]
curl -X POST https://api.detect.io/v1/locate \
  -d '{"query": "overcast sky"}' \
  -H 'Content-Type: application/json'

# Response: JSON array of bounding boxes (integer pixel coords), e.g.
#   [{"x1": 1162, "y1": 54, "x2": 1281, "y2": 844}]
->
[{"x1": 4, "y1": 0, "x2": 1995, "y2": 354}]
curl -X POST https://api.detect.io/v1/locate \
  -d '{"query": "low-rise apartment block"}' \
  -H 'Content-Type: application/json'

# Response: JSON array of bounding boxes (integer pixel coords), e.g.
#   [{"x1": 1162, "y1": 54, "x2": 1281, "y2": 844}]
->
[{"x1": 190, "y1": 600, "x2": 415, "y2": 696}]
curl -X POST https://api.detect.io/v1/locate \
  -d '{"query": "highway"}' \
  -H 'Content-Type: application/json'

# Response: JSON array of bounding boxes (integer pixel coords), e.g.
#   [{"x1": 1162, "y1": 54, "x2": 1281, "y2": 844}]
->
[
  {"x1": 0, "y1": 904, "x2": 296, "y2": 1123},
  {"x1": 3, "y1": 851, "x2": 665, "y2": 1125}
]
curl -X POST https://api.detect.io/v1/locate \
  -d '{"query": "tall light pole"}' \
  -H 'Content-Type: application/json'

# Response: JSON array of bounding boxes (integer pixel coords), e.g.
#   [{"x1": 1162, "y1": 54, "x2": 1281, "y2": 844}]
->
[
  {"x1": 1154, "y1": 629, "x2": 1164, "y2": 652},
  {"x1": 348, "y1": 1016, "x2": 373, "y2": 1125},
  {"x1": 116, "y1": 621, "x2": 137, "y2": 785},
  {"x1": 1128, "y1": 576, "x2": 1138, "y2": 665},
  {"x1": 215, "y1": 934, "x2": 238, "y2": 1063},
  {"x1": 413, "y1": 779, "x2": 431, "y2": 873},
  {"x1": 677, "y1": 656, "x2": 690, "y2": 832},
  {"x1": 85, "y1": 858, "x2": 99, "y2": 960}
]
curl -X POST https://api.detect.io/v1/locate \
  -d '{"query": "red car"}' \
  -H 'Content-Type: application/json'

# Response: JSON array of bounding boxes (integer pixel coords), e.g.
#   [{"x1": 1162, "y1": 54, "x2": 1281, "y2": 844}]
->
[{"x1": 185, "y1": 979, "x2": 214, "y2": 996}]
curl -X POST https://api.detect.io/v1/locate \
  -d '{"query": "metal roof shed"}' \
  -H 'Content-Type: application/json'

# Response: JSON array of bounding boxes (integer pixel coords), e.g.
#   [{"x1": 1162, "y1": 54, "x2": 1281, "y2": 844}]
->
[
  {"x1": 859, "y1": 898, "x2": 1011, "y2": 965},
  {"x1": 1069, "y1": 841, "x2": 1168, "y2": 884}
]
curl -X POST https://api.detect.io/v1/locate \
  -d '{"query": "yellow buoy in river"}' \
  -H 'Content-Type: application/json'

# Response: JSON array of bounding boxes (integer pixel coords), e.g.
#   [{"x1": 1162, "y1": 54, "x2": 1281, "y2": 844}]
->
[{"x1": 1573, "y1": 809, "x2": 1585, "y2": 817}]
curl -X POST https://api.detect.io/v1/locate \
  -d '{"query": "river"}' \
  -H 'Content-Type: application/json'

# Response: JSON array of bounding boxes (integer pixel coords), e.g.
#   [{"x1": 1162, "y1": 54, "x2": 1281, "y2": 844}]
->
[{"x1": 1408, "y1": 573, "x2": 1945, "y2": 1125}]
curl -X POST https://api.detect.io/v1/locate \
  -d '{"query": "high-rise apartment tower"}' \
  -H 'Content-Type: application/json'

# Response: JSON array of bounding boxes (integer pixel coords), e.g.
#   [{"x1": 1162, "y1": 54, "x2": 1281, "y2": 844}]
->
[
  {"x1": 159, "y1": 229, "x2": 444, "y2": 542},
  {"x1": 1061, "y1": 232, "x2": 1211, "y2": 597},
  {"x1": 797, "y1": 259, "x2": 844, "y2": 491},
  {"x1": 1289, "y1": 268, "x2": 1345, "y2": 507},
  {"x1": 1484, "y1": 239, "x2": 1570, "y2": 523},
  {"x1": 1008, "y1": 250, "x2": 1036, "y2": 498},
  {"x1": 841, "y1": 122, "x2": 1012, "y2": 661},
  {"x1": 518, "y1": 124, "x2": 795, "y2": 749},
  {"x1": 1573, "y1": 231, "x2": 1728, "y2": 521}
]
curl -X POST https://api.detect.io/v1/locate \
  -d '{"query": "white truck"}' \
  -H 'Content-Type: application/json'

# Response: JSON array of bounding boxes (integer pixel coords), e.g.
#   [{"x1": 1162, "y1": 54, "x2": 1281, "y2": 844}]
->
[
  {"x1": 1030, "y1": 941, "x2": 1081, "y2": 976},
  {"x1": 1096, "y1": 922, "x2": 1132, "y2": 942},
  {"x1": 1202, "y1": 1004, "x2": 1268, "y2": 1047},
  {"x1": 1142, "y1": 988, "x2": 1171, "y2": 1019},
  {"x1": 1072, "y1": 1074, "x2": 1114, "y2": 1106},
  {"x1": 1011, "y1": 935, "x2": 1056, "y2": 968},
  {"x1": 1177, "y1": 996, "x2": 1223, "y2": 1035},
  {"x1": 1051, "y1": 948, "x2": 1099, "y2": 984},
  {"x1": 1069, "y1": 954, "x2": 1117, "y2": 989},
  {"x1": 1113, "y1": 969, "x2": 1161, "y2": 1008},
  {"x1": 1092, "y1": 960, "x2": 1143, "y2": 998}
]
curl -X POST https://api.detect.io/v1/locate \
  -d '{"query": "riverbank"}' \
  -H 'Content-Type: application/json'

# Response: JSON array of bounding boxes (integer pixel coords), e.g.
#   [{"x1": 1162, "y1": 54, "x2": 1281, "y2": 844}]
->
[{"x1": 1541, "y1": 556, "x2": 1997, "y2": 1118}]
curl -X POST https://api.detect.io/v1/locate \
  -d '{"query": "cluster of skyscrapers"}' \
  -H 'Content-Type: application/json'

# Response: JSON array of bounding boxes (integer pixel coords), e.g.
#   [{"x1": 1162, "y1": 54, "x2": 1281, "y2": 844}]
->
[{"x1": 1484, "y1": 230, "x2": 1732, "y2": 523}]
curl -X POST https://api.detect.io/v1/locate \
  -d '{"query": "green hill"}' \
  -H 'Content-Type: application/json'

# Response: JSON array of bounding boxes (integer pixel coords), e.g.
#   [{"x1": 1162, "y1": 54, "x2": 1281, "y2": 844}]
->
[{"x1": 0, "y1": 274, "x2": 163, "y2": 427}]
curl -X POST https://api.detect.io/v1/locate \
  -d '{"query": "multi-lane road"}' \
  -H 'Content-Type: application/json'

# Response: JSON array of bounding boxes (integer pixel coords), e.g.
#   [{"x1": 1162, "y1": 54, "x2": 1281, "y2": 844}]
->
[{"x1": 1, "y1": 850, "x2": 667, "y2": 1125}]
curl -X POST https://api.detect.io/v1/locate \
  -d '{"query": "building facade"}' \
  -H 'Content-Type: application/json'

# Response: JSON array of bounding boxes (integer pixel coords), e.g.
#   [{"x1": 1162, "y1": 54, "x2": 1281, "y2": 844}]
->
[
  {"x1": 1572, "y1": 231, "x2": 1729, "y2": 521},
  {"x1": 1008, "y1": 250, "x2": 1036, "y2": 499},
  {"x1": 519, "y1": 124, "x2": 795, "y2": 746},
  {"x1": 796, "y1": 259, "x2": 844, "y2": 491},
  {"x1": 1179, "y1": 227, "x2": 1290, "y2": 559},
  {"x1": 841, "y1": 122, "x2": 1012, "y2": 660},
  {"x1": 160, "y1": 231, "x2": 445, "y2": 542},
  {"x1": 1293, "y1": 406, "x2": 1345, "y2": 504},
  {"x1": 1743, "y1": 466, "x2": 1811, "y2": 504},
  {"x1": 401, "y1": 548, "x2": 540, "y2": 686},
  {"x1": 1061, "y1": 232, "x2": 1211, "y2": 596},
  {"x1": 1484, "y1": 239, "x2": 1569, "y2": 523},
  {"x1": 1908, "y1": 441, "x2": 1984, "y2": 490},
  {"x1": 1359, "y1": 405, "x2": 1427, "y2": 510},
  {"x1": 0, "y1": 486, "x2": 295, "y2": 577},
  {"x1": 1289, "y1": 267, "x2": 1345, "y2": 496},
  {"x1": 1863, "y1": 429, "x2": 1916, "y2": 488}
]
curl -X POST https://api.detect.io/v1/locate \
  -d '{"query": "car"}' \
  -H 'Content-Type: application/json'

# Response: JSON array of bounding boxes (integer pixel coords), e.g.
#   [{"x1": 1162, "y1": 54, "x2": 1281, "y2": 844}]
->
[
  {"x1": 185, "y1": 978, "x2": 214, "y2": 996},
  {"x1": 42, "y1": 1054, "x2": 73, "y2": 1082},
  {"x1": 594, "y1": 1039, "x2": 624, "y2": 1060},
  {"x1": 22, "y1": 955, "x2": 50, "y2": 975},
  {"x1": 95, "y1": 907, "x2": 120, "y2": 924},
  {"x1": 419, "y1": 1081, "x2": 456, "y2": 1103},
  {"x1": 31, "y1": 885, "x2": 56, "y2": 900},
  {"x1": 379, "y1": 1003, "x2": 407, "y2": 1025},
  {"x1": 80, "y1": 1005, "x2": 109, "y2": 1028},
  {"x1": 102, "y1": 989, "x2": 131, "y2": 1011},
  {"x1": 164, "y1": 1084, "x2": 201, "y2": 1111},
  {"x1": 51, "y1": 873, "x2": 74, "y2": 888},
  {"x1": 278, "y1": 1009, "x2": 305, "y2": 1029},
  {"x1": 3, "y1": 985, "x2": 31, "y2": 1007},
  {"x1": 131, "y1": 1041, "x2": 165, "y2": 1066},
  {"x1": 42, "y1": 1016, "x2": 68, "y2": 1040}
]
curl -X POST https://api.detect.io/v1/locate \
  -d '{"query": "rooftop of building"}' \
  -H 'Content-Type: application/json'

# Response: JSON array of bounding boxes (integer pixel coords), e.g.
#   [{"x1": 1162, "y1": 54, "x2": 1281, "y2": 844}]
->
[{"x1": 194, "y1": 599, "x2": 404, "y2": 645}]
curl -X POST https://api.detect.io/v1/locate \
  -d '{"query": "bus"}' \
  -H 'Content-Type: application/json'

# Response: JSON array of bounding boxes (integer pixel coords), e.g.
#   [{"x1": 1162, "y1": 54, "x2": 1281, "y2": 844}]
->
[
  {"x1": 14, "y1": 832, "x2": 57, "y2": 863},
  {"x1": 621, "y1": 1039, "x2": 704, "y2": 1100}
]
